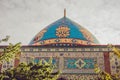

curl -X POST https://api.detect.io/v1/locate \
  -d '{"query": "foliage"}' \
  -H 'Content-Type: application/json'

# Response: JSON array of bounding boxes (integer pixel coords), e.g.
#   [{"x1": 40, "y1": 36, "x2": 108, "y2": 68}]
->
[
  {"x1": 0, "y1": 43, "x2": 21, "y2": 64},
  {"x1": 0, "y1": 58, "x2": 61, "y2": 80},
  {"x1": 108, "y1": 44, "x2": 120, "y2": 58},
  {"x1": 0, "y1": 36, "x2": 10, "y2": 43},
  {"x1": 94, "y1": 45, "x2": 120, "y2": 80},
  {"x1": 94, "y1": 64, "x2": 112, "y2": 80},
  {"x1": 94, "y1": 64, "x2": 120, "y2": 80},
  {"x1": 0, "y1": 36, "x2": 60, "y2": 80}
]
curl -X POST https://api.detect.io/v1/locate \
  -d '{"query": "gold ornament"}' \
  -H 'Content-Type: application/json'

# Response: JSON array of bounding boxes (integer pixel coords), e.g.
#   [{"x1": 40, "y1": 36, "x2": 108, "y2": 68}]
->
[
  {"x1": 80, "y1": 28, "x2": 94, "y2": 42},
  {"x1": 56, "y1": 26, "x2": 70, "y2": 38},
  {"x1": 34, "y1": 29, "x2": 46, "y2": 41}
]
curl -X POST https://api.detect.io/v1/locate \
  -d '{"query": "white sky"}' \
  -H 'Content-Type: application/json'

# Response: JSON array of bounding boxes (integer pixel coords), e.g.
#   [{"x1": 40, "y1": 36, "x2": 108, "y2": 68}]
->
[{"x1": 0, "y1": 0, "x2": 120, "y2": 45}]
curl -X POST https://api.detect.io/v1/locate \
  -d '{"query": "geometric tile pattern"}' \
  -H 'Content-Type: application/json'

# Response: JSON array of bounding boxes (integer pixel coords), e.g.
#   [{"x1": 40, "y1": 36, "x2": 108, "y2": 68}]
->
[
  {"x1": 83, "y1": 58, "x2": 96, "y2": 69},
  {"x1": 64, "y1": 58, "x2": 96, "y2": 69}
]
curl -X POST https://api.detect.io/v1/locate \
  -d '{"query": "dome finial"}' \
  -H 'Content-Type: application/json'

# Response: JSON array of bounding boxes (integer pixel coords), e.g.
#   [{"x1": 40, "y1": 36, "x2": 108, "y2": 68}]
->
[{"x1": 64, "y1": 8, "x2": 66, "y2": 17}]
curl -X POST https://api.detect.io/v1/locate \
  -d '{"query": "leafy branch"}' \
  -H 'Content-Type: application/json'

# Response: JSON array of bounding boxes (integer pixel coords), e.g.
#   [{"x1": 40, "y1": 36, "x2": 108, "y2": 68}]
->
[
  {"x1": 0, "y1": 58, "x2": 61, "y2": 80},
  {"x1": 94, "y1": 44, "x2": 120, "y2": 80},
  {"x1": 0, "y1": 42, "x2": 21, "y2": 64},
  {"x1": 0, "y1": 36, "x2": 10, "y2": 43}
]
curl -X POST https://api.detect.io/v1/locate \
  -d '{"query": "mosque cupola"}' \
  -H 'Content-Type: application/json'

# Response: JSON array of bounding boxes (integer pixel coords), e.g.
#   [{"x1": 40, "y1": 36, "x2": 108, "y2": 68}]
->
[{"x1": 29, "y1": 10, "x2": 99, "y2": 46}]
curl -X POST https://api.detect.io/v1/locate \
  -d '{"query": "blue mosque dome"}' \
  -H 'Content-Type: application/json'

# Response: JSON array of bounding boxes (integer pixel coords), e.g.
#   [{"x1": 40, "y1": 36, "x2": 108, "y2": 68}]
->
[{"x1": 30, "y1": 16, "x2": 99, "y2": 46}]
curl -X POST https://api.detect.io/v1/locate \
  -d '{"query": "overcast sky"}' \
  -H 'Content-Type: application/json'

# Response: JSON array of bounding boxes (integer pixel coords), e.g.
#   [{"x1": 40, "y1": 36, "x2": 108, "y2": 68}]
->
[{"x1": 0, "y1": 0, "x2": 120, "y2": 45}]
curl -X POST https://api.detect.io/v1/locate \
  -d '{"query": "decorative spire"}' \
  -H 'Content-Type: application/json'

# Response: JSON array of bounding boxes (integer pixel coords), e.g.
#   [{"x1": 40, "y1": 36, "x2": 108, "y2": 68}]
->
[{"x1": 64, "y1": 9, "x2": 66, "y2": 17}]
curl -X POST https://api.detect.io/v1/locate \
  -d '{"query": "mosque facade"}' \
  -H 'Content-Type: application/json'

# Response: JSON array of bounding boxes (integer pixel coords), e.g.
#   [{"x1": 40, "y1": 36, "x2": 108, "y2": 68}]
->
[{"x1": 0, "y1": 12, "x2": 120, "y2": 79}]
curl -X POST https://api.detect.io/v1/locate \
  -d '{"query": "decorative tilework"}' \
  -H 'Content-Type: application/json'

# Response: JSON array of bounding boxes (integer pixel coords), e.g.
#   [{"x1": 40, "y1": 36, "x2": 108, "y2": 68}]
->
[
  {"x1": 33, "y1": 38, "x2": 96, "y2": 46},
  {"x1": 80, "y1": 27, "x2": 94, "y2": 42},
  {"x1": 56, "y1": 26, "x2": 70, "y2": 38},
  {"x1": 83, "y1": 58, "x2": 95, "y2": 69},
  {"x1": 75, "y1": 58, "x2": 86, "y2": 69},
  {"x1": 30, "y1": 17, "x2": 99, "y2": 45},
  {"x1": 64, "y1": 58, "x2": 77, "y2": 69},
  {"x1": 109, "y1": 52, "x2": 120, "y2": 75},
  {"x1": 34, "y1": 57, "x2": 59, "y2": 69},
  {"x1": 21, "y1": 47, "x2": 111, "y2": 52},
  {"x1": 60, "y1": 74, "x2": 98, "y2": 80},
  {"x1": 64, "y1": 58, "x2": 96, "y2": 69},
  {"x1": 33, "y1": 29, "x2": 47, "y2": 42},
  {"x1": 2, "y1": 60, "x2": 14, "y2": 71}
]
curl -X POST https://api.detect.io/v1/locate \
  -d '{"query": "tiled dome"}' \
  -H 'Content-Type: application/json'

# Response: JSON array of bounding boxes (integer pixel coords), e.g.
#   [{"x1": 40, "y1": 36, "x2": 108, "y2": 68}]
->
[{"x1": 29, "y1": 17, "x2": 99, "y2": 46}]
